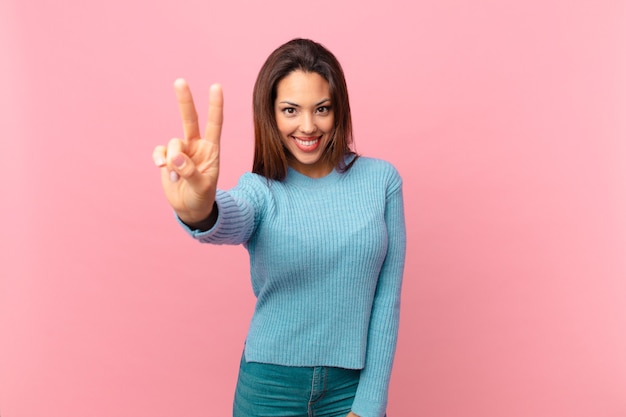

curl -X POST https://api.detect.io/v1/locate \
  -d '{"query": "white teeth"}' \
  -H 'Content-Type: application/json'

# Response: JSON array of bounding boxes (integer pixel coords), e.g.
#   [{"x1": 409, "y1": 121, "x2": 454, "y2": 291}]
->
[{"x1": 295, "y1": 138, "x2": 318, "y2": 146}]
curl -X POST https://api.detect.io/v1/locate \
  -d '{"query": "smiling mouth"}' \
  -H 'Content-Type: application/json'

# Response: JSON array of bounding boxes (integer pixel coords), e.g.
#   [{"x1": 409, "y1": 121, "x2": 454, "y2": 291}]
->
[
  {"x1": 291, "y1": 135, "x2": 323, "y2": 152},
  {"x1": 293, "y1": 136, "x2": 320, "y2": 146}
]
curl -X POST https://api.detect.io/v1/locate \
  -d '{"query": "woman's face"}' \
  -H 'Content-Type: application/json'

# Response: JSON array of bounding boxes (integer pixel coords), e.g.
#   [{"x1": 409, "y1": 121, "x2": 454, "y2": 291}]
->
[{"x1": 274, "y1": 70, "x2": 335, "y2": 178}]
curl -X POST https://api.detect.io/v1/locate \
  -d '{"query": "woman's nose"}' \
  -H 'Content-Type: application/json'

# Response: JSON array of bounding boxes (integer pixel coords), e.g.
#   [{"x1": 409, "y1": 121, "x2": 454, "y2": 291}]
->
[{"x1": 300, "y1": 113, "x2": 315, "y2": 134}]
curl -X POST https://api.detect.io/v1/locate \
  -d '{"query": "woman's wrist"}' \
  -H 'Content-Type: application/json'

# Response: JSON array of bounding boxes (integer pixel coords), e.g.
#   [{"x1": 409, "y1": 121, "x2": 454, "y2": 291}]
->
[{"x1": 179, "y1": 202, "x2": 218, "y2": 231}]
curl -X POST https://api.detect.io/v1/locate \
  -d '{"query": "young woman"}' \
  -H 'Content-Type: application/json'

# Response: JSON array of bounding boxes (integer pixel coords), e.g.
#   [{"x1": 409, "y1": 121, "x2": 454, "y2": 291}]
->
[{"x1": 153, "y1": 38, "x2": 406, "y2": 417}]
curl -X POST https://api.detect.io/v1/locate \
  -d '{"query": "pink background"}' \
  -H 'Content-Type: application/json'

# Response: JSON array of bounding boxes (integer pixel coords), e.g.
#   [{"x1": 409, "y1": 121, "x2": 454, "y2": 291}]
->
[{"x1": 1, "y1": 0, "x2": 625, "y2": 416}]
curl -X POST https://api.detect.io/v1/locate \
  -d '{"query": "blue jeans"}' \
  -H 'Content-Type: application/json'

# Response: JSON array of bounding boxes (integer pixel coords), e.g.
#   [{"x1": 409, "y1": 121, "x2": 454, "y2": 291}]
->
[{"x1": 233, "y1": 353, "x2": 361, "y2": 417}]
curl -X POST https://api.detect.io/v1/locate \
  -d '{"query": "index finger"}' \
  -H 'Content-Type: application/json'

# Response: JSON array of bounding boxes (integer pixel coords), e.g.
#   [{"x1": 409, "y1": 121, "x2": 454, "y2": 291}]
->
[
  {"x1": 204, "y1": 83, "x2": 223, "y2": 146},
  {"x1": 174, "y1": 78, "x2": 201, "y2": 140}
]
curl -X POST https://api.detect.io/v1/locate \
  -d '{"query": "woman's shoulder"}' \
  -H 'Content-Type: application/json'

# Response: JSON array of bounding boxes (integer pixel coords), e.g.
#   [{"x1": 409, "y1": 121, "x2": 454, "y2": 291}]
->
[
  {"x1": 235, "y1": 171, "x2": 278, "y2": 188},
  {"x1": 351, "y1": 155, "x2": 402, "y2": 179},
  {"x1": 229, "y1": 172, "x2": 273, "y2": 197},
  {"x1": 347, "y1": 156, "x2": 403, "y2": 195}
]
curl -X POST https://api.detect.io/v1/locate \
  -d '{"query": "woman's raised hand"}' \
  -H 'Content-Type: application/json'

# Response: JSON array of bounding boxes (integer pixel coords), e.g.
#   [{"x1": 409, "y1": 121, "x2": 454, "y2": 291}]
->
[{"x1": 153, "y1": 79, "x2": 223, "y2": 225}]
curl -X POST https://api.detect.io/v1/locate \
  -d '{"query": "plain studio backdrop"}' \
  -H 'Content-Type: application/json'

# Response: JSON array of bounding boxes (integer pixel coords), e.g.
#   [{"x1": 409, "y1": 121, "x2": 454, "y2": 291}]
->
[{"x1": 1, "y1": 1, "x2": 625, "y2": 416}]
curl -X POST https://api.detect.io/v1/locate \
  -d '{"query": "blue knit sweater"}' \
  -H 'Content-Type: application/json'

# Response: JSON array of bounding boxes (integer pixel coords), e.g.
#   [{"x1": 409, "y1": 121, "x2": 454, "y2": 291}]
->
[{"x1": 179, "y1": 156, "x2": 406, "y2": 417}]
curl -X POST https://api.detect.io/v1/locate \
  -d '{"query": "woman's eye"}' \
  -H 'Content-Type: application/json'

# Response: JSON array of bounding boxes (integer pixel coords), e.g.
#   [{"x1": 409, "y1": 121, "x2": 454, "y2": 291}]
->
[
  {"x1": 282, "y1": 107, "x2": 296, "y2": 115},
  {"x1": 317, "y1": 106, "x2": 331, "y2": 114}
]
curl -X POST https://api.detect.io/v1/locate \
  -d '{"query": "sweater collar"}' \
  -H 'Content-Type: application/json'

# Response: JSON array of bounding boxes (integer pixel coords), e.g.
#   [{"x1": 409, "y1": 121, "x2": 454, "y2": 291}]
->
[{"x1": 285, "y1": 165, "x2": 342, "y2": 188}]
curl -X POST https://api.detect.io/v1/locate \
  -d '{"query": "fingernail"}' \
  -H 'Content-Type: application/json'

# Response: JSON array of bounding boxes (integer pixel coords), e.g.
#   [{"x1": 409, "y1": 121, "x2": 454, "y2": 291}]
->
[
  {"x1": 169, "y1": 171, "x2": 180, "y2": 182},
  {"x1": 154, "y1": 157, "x2": 165, "y2": 167},
  {"x1": 173, "y1": 154, "x2": 185, "y2": 168}
]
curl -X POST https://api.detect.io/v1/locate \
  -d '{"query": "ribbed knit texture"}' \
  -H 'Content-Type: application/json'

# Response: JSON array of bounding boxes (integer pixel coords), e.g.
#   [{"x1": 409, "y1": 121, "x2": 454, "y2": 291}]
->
[{"x1": 179, "y1": 156, "x2": 406, "y2": 417}]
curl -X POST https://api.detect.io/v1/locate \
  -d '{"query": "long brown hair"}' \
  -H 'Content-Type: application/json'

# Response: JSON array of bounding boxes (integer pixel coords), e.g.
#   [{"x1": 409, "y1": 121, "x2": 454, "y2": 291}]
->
[{"x1": 252, "y1": 38, "x2": 358, "y2": 181}]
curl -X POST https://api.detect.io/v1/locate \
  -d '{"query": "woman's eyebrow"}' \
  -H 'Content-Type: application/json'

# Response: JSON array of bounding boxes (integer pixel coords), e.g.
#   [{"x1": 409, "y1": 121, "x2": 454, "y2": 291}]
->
[{"x1": 278, "y1": 98, "x2": 331, "y2": 107}]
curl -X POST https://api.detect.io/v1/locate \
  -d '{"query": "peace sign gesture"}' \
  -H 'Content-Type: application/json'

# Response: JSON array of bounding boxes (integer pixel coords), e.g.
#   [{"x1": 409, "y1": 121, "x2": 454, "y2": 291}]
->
[{"x1": 153, "y1": 79, "x2": 223, "y2": 225}]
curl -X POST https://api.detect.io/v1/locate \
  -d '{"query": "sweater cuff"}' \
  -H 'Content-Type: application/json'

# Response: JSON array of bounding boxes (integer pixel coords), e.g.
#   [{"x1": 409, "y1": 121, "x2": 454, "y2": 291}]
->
[
  {"x1": 351, "y1": 396, "x2": 387, "y2": 417},
  {"x1": 178, "y1": 202, "x2": 218, "y2": 232},
  {"x1": 176, "y1": 189, "x2": 254, "y2": 245}
]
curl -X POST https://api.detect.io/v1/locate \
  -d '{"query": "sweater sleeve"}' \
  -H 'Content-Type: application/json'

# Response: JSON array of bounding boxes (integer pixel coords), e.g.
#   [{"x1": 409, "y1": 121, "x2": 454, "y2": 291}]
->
[
  {"x1": 351, "y1": 171, "x2": 407, "y2": 417},
  {"x1": 176, "y1": 173, "x2": 266, "y2": 245}
]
